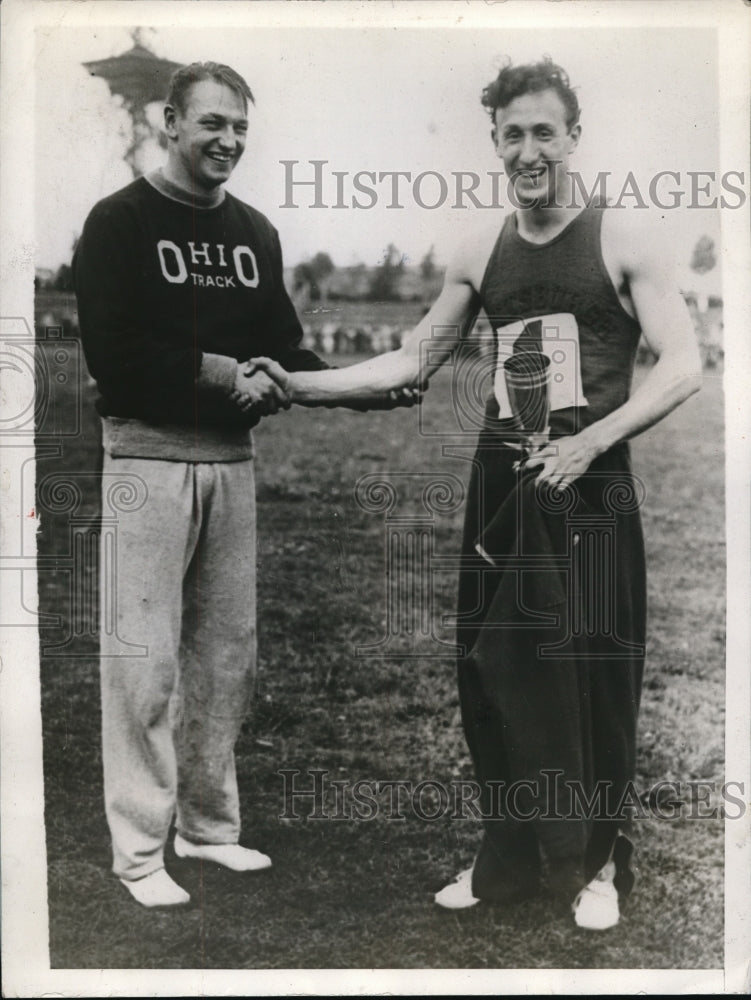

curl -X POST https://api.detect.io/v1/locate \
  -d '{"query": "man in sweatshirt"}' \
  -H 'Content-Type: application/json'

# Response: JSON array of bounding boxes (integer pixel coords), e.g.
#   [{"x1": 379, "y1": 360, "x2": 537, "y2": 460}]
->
[{"x1": 74, "y1": 61, "x2": 402, "y2": 907}]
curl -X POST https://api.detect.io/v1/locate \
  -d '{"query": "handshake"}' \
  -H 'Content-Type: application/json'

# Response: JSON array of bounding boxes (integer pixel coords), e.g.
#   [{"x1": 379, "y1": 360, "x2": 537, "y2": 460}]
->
[
  {"x1": 229, "y1": 356, "x2": 423, "y2": 416},
  {"x1": 229, "y1": 357, "x2": 292, "y2": 416}
]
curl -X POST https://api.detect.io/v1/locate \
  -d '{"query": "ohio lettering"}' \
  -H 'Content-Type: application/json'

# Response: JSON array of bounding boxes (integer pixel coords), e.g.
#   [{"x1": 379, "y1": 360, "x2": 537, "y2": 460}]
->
[{"x1": 156, "y1": 240, "x2": 260, "y2": 288}]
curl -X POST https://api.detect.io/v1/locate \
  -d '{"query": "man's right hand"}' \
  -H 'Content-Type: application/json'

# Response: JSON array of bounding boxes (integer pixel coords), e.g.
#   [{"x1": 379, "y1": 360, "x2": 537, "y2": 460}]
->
[{"x1": 230, "y1": 362, "x2": 291, "y2": 416}]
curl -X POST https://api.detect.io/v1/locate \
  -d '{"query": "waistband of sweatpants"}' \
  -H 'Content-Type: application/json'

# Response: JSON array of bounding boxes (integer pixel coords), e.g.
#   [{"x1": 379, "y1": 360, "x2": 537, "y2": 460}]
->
[{"x1": 101, "y1": 416, "x2": 254, "y2": 462}]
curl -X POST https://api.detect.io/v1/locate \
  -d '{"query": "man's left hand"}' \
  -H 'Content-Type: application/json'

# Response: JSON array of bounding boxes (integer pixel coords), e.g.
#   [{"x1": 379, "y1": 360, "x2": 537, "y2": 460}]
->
[{"x1": 523, "y1": 432, "x2": 601, "y2": 490}]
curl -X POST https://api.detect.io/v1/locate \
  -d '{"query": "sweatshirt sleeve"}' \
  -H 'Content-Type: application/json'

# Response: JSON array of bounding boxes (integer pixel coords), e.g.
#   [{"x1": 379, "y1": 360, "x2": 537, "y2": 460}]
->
[
  {"x1": 256, "y1": 226, "x2": 330, "y2": 373},
  {"x1": 74, "y1": 197, "x2": 236, "y2": 423}
]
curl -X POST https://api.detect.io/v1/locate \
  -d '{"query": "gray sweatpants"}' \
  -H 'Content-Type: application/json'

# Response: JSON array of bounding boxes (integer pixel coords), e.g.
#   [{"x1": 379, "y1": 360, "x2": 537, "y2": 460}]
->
[{"x1": 99, "y1": 455, "x2": 257, "y2": 880}]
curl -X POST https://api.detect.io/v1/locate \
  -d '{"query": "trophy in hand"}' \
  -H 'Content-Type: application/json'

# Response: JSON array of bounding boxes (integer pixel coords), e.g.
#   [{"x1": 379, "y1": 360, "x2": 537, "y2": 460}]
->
[
  {"x1": 503, "y1": 350, "x2": 551, "y2": 459},
  {"x1": 474, "y1": 350, "x2": 552, "y2": 565}
]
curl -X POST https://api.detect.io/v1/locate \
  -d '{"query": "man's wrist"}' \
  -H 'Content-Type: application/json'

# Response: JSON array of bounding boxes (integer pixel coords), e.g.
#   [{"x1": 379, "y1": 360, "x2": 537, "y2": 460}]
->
[
  {"x1": 199, "y1": 353, "x2": 239, "y2": 397},
  {"x1": 283, "y1": 371, "x2": 307, "y2": 404},
  {"x1": 579, "y1": 421, "x2": 616, "y2": 459}
]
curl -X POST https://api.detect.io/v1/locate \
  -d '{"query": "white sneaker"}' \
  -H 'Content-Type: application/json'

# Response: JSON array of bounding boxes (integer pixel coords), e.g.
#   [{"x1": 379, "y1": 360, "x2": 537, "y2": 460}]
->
[
  {"x1": 173, "y1": 833, "x2": 272, "y2": 872},
  {"x1": 434, "y1": 867, "x2": 480, "y2": 909},
  {"x1": 572, "y1": 860, "x2": 619, "y2": 930},
  {"x1": 120, "y1": 868, "x2": 190, "y2": 908}
]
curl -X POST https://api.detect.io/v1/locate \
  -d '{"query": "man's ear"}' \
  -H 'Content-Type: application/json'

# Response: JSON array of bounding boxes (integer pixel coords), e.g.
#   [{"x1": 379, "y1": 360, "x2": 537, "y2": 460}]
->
[
  {"x1": 568, "y1": 123, "x2": 582, "y2": 153},
  {"x1": 164, "y1": 103, "x2": 178, "y2": 140},
  {"x1": 491, "y1": 125, "x2": 500, "y2": 156}
]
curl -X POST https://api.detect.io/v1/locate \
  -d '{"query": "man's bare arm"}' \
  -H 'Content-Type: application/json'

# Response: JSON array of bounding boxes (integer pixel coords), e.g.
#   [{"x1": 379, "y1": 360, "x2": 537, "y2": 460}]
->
[
  {"x1": 527, "y1": 214, "x2": 702, "y2": 487},
  {"x1": 251, "y1": 256, "x2": 480, "y2": 408}
]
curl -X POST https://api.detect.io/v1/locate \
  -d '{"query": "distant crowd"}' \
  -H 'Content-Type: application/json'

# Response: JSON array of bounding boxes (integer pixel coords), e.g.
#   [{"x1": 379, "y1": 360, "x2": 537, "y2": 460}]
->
[
  {"x1": 300, "y1": 321, "x2": 404, "y2": 356},
  {"x1": 35, "y1": 292, "x2": 722, "y2": 366}
]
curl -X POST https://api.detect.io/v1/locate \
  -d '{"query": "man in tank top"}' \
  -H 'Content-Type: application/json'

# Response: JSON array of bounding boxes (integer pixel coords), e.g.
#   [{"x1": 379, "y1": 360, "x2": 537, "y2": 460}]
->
[{"x1": 253, "y1": 58, "x2": 702, "y2": 930}]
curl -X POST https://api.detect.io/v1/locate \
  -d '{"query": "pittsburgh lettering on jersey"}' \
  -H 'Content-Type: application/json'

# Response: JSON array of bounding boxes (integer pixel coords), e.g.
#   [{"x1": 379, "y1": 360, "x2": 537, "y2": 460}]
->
[{"x1": 156, "y1": 240, "x2": 260, "y2": 289}]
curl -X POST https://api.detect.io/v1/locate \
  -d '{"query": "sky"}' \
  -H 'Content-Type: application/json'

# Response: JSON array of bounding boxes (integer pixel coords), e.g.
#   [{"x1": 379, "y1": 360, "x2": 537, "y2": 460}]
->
[{"x1": 35, "y1": 18, "x2": 724, "y2": 292}]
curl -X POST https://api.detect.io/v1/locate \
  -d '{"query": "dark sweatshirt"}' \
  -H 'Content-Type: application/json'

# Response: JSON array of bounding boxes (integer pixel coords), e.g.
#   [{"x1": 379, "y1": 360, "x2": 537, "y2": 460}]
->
[{"x1": 74, "y1": 171, "x2": 326, "y2": 455}]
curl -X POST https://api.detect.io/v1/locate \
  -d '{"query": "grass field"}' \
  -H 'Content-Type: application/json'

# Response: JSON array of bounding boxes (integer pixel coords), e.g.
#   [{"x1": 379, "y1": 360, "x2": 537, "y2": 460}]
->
[{"x1": 36, "y1": 345, "x2": 725, "y2": 970}]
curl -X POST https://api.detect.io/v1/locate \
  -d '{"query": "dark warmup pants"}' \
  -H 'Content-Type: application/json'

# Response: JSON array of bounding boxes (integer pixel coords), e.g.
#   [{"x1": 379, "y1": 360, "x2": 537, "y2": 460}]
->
[{"x1": 456, "y1": 434, "x2": 645, "y2": 904}]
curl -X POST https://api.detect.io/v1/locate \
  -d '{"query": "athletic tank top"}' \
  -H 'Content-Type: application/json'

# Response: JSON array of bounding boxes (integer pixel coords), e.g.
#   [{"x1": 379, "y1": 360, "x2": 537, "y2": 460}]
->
[{"x1": 479, "y1": 205, "x2": 642, "y2": 438}]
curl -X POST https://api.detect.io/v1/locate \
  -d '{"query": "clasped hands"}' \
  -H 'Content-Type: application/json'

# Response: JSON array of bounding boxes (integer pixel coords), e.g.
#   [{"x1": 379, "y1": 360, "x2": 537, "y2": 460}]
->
[
  {"x1": 229, "y1": 359, "x2": 291, "y2": 416},
  {"x1": 229, "y1": 357, "x2": 423, "y2": 415}
]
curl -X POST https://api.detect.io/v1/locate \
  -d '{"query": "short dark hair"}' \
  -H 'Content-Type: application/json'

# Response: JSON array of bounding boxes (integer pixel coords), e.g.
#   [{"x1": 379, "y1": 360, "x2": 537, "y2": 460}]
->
[
  {"x1": 481, "y1": 57, "x2": 580, "y2": 131},
  {"x1": 165, "y1": 61, "x2": 255, "y2": 115}
]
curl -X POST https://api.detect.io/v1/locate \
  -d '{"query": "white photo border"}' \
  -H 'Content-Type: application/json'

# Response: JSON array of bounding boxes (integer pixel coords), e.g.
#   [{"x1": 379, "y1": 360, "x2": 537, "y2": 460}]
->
[{"x1": 1, "y1": 0, "x2": 748, "y2": 995}]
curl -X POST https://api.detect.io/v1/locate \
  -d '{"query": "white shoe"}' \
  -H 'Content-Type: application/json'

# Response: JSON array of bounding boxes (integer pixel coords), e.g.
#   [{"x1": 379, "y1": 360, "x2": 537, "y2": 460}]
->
[
  {"x1": 173, "y1": 833, "x2": 272, "y2": 872},
  {"x1": 434, "y1": 867, "x2": 480, "y2": 909},
  {"x1": 120, "y1": 868, "x2": 190, "y2": 908},
  {"x1": 572, "y1": 860, "x2": 619, "y2": 930}
]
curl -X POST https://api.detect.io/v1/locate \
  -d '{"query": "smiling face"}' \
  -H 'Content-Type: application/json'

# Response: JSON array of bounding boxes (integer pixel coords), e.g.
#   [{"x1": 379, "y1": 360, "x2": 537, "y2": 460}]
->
[
  {"x1": 492, "y1": 89, "x2": 581, "y2": 209},
  {"x1": 164, "y1": 78, "x2": 248, "y2": 195}
]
